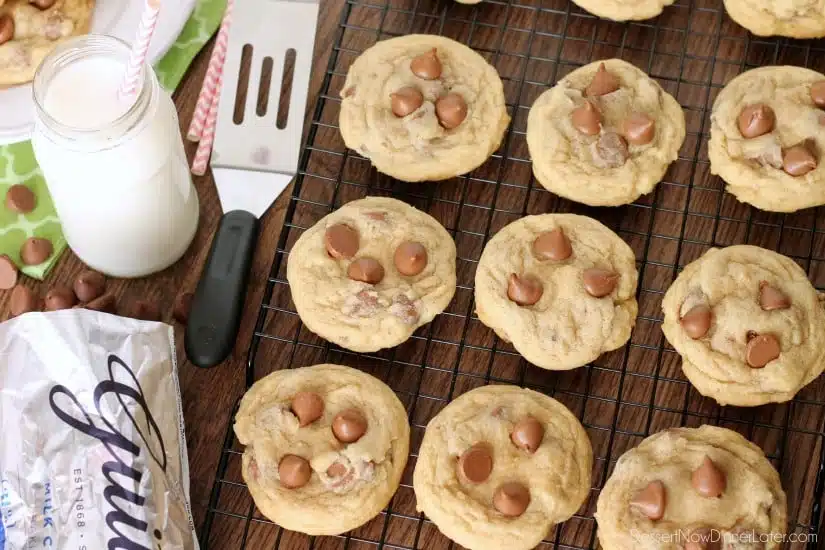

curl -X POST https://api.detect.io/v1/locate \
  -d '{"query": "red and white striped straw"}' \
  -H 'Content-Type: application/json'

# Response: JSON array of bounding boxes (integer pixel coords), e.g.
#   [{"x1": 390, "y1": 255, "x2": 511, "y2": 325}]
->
[
  {"x1": 190, "y1": 75, "x2": 223, "y2": 176},
  {"x1": 187, "y1": 0, "x2": 234, "y2": 142},
  {"x1": 119, "y1": 0, "x2": 162, "y2": 99}
]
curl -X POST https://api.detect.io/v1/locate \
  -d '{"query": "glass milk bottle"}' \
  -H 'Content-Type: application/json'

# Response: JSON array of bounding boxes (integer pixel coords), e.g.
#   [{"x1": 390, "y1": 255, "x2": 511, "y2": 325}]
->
[{"x1": 31, "y1": 35, "x2": 199, "y2": 278}]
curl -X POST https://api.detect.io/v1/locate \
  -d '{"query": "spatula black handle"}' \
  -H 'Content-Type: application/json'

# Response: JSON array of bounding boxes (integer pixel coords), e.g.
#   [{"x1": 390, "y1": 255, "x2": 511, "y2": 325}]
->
[{"x1": 185, "y1": 210, "x2": 259, "y2": 368}]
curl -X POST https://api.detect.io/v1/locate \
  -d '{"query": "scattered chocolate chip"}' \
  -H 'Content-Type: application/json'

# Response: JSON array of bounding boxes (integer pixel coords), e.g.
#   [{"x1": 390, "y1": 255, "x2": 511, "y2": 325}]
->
[
  {"x1": 326, "y1": 462, "x2": 347, "y2": 478},
  {"x1": 582, "y1": 268, "x2": 619, "y2": 298},
  {"x1": 125, "y1": 300, "x2": 161, "y2": 321},
  {"x1": 173, "y1": 292, "x2": 193, "y2": 324},
  {"x1": 84, "y1": 293, "x2": 116, "y2": 313},
  {"x1": 685, "y1": 528, "x2": 722, "y2": 550},
  {"x1": 435, "y1": 93, "x2": 467, "y2": 129},
  {"x1": 737, "y1": 104, "x2": 775, "y2": 139},
  {"x1": 680, "y1": 304, "x2": 713, "y2": 339},
  {"x1": 325, "y1": 224, "x2": 359, "y2": 260},
  {"x1": 507, "y1": 273, "x2": 543, "y2": 306},
  {"x1": 5, "y1": 184, "x2": 36, "y2": 214},
  {"x1": 390, "y1": 86, "x2": 424, "y2": 117},
  {"x1": 394, "y1": 241, "x2": 427, "y2": 276},
  {"x1": 0, "y1": 254, "x2": 18, "y2": 290},
  {"x1": 783, "y1": 143, "x2": 818, "y2": 177},
  {"x1": 622, "y1": 113, "x2": 656, "y2": 145},
  {"x1": 533, "y1": 227, "x2": 572, "y2": 261},
  {"x1": 30, "y1": 0, "x2": 57, "y2": 9},
  {"x1": 73, "y1": 270, "x2": 106, "y2": 302},
  {"x1": 691, "y1": 456, "x2": 726, "y2": 498},
  {"x1": 493, "y1": 482, "x2": 530, "y2": 517},
  {"x1": 571, "y1": 101, "x2": 601, "y2": 136},
  {"x1": 458, "y1": 443, "x2": 493, "y2": 484},
  {"x1": 279, "y1": 455, "x2": 311, "y2": 489},
  {"x1": 811, "y1": 81, "x2": 825, "y2": 108},
  {"x1": 510, "y1": 416, "x2": 544, "y2": 453},
  {"x1": 594, "y1": 132, "x2": 629, "y2": 168},
  {"x1": 410, "y1": 48, "x2": 442, "y2": 80},
  {"x1": 291, "y1": 391, "x2": 324, "y2": 427},
  {"x1": 20, "y1": 237, "x2": 53, "y2": 266},
  {"x1": 759, "y1": 281, "x2": 790, "y2": 311},
  {"x1": 745, "y1": 333, "x2": 780, "y2": 368},
  {"x1": 0, "y1": 14, "x2": 14, "y2": 46},
  {"x1": 332, "y1": 408, "x2": 367, "y2": 443},
  {"x1": 10, "y1": 285, "x2": 38, "y2": 317},
  {"x1": 630, "y1": 480, "x2": 666, "y2": 521},
  {"x1": 44, "y1": 286, "x2": 77, "y2": 311},
  {"x1": 347, "y1": 257, "x2": 385, "y2": 285},
  {"x1": 586, "y1": 62, "x2": 620, "y2": 96}
]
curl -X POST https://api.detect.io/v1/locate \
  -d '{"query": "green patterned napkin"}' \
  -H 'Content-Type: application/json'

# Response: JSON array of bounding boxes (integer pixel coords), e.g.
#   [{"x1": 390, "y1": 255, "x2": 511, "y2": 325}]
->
[{"x1": 0, "y1": 0, "x2": 226, "y2": 280}]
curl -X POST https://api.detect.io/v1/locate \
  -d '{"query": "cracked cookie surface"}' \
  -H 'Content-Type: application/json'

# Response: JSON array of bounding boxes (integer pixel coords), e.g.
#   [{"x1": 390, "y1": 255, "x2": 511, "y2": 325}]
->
[
  {"x1": 234, "y1": 364, "x2": 410, "y2": 535},
  {"x1": 287, "y1": 196, "x2": 456, "y2": 352},
  {"x1": 338, "y1": 34, "x2": 509, "y2": 182},
  {"x1": 526, "y1": 59, "x2": 685, "y2": 206},
  {"x1": 723, "y1": 0, "x2": 825, "y2": 38},
  {"x1": 413, "y1": 385, "x2": 593, "y2": 550},
  {"x1": 662, "y1": 245, "x2": 825, "y2": 406},
  {"x1": 571, "y1": 0, "x2": 676, "y2": 21},
  {"x1": 708, "y1": 66, "x2": 825, "y2": 212},
  {"x1": 475, "y1": 213, "x2": 638, "y2": 370},
  {"x1": 596, "y1": 425, "x2": 787, "y2": 550}
]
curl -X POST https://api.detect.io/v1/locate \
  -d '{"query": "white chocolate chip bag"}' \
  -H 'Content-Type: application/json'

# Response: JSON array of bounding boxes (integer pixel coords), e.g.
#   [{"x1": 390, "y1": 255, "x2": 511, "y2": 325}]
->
[{"x1": 0, "y1": 310, "x2": 199, "y2": 550}]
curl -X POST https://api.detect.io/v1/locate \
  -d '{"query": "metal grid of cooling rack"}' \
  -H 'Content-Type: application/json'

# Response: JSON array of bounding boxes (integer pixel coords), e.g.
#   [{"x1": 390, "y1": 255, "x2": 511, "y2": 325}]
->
[{"x1": 199, "y1": 0, "x2": 825, "y2": 548}]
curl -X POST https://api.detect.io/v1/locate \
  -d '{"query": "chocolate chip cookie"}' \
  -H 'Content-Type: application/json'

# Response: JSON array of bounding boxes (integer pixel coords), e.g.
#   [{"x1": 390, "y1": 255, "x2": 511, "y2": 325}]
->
[
  {"x1": 571, "y1": 0, "x2": 676, "y2": 21},
  {"x1": 475, "y1": 214, "x2": 638, "y2": 370},
  {"x1": 595, "y1": 425, "x2": 787, "y2": 550},
  {"x1": 662, "y1": 245, "x2": 825, "y2": 406},
  {"x1": 723, "y1": 0, "x2": 825, "y2": 38},
  {"x1": 286, "y1": 196, "x2": 456, "y2": 352},
  {"x1": 413, "y1": 385, "x2": 592, "y2": 550},
  {"x1": 709, "y1": 66, "x2": 825, "y2": 212},
  {"x1": 339, "y1": 34, "x2": 510, "y2": 182},
  {"x1": 234, "y1": 364, "x2": 410, "y2": 535},
  {"x1": 526, "y1": 59, "x2": 685, "y2": 206}
]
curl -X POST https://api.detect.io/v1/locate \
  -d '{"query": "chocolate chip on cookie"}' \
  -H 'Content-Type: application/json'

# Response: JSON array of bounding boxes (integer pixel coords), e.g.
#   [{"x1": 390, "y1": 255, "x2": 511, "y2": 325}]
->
[
  {"x1": 810, "y1": 81, "x2": 825, "y2": 108},
  {"x1": 332, "y1": 408, "x2": 367, "y2": 443},
  {"x1": 326, "y1": 462, "x2": 348, "y2": 478},
  {"x1": 782, "y1": 143, "x2": 818, "y2": 177},
  {"x1": 680, "y1": 304, "x2": 713, "y2": 339},
  {"x1": 594, "y1": 132, "x2": 629, "y2": 168},
  {"x1": 493, "y1": 482, "x2": 530, "y2": 517},
  {"x1": 279, "y1": 455, "x2": 312, "y2": 489},
  {"x1": 0, "y1": 255, "x2": 18, "y2": 290},
  {"x1": 571, "y1": 101, "x2": 601, "y2": 136},
  {"x1": 30, "y1": 0, "x2": 57, "y2": 9},
  {"x1": 391, "y1": 86, "x2": 424, "y2": 117},
  {"x1": 325, "y1": 224, "x2": 359, "y2": 259},
  {"x1": 737, "y1": 104, "x2": 775, "y2": 139},
  {"x1": 692, "y1": 456, "x2": 726, "y2": 498},
  {"x1": 291, "y1": 391, "x2": 324, "y2": 427},
  {"x1": 510, "y1": 416, "x2": 544, "y2": 453},
  {"x1": 507, "y1": 273, "x2": 543, "y2": 306},
  {"x1": 533, "y1": 228, "x2": 572, "y2": 261},
  {"x1": 458, "y1": 443, "x2": 493, "y2": 484},
  {"x1": 394, "y1": 241, "x2": 427, "y2": 276},
  {"x1": 745, "y1": 333, "x2": 781, "y2": 368},
  {"x1": 586, "y1": 63, "x2": 620, "y2": 97},
  {"x1": 759, "y1": 281, "x2": 790, "y2": 311},
  {"x1": 347, "y1": 257, "x2": 385, "y2": 284},
  {"x1": 622, "y1": 113, "x2": 656, "y2": 145},
  {"x1": 582, "y1": 268, "x2": 619, "y2": 298},
  {"x1": 435, "y1": 93, "x2": 468, "y2": 129},
  {"x1": 410, "y1": 48, "x2": 442, "y2": 80},
  {"x1": 630, "y1": 480, "x2": 666, "y2": 521},
  {"x1": 0, "y1": 14, "x2": 13, "y2": 46}
]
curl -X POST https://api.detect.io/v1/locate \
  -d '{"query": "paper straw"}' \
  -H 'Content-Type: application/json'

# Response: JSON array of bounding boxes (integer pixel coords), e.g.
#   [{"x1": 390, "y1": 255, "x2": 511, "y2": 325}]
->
[
  {"x1": 190, "y1": 76, "x2": 222, "y2": 176},
  {"x1": 119, "y1": 0, "x2": 162, "y2": 99},
  {"x1": 187, "y1": 0, "x2": 234, "y2": 142}
]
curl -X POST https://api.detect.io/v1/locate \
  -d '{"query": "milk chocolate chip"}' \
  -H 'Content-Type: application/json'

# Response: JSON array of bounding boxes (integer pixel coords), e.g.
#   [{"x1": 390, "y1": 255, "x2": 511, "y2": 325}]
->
[
  {"x1": 291, "y1": 391, "x2": 324, "y2": 427},
  {"x1": 630, "y1": 480, "x2": 666, "y2": 521},
  {"x1": 10, "y1": 285, "x2": 38, "y2": 317},
  {"x1": 84, "y1": 294, "x2": 116, "y2": 314},
  {"x1": 783, "y1": 144, "x2": 818, "y2": 177},
  {"x1": 811, "y1": 81, "x2": 825, "y2": 108},
  {"x1": 5, "y1": 184, "x2": 36, "y2": 214},
  {"x1": 332, "y1": 408, "x2": 367, "y2": 443},
  {"x1": 44, "y1": 287, "x2": 77, "y2": 311},
  {"x1": 20, "y1": 237, "x2": 53, "y2": 266},
  {"x1": 279, "y1": 455, "x2": 311, "y2": 489},
  {"x1": 493, "y1": 482, "x2": 530, "y2": 517},
  {"x1": 30, "y1": 0, "x2": 57, "y2": 9},
  {"x1": 435, "y1": 93, "x2": 467, "y2": 129},
  {"x1": 326, "y1": 462, "x2": 348, "y2": 478},
  {"x1": 394, "y1": 241, "x2": 427, "y2": 276},
  {"x1": 759, "y1": 281, "x2": 790, "y2": 311},
  {"x1": 347, "y1": 258, "x2": 384, "y2": 285},
  {"x1": 410, "y1": 48, "x2": 442, "y2": 80},
  {"x1": 325, "y1": 224, "x2": 359, "y2": 259},
  {"x1": 680, "y1": 305, "x2": 712, "y2": 339},
  {"x1": 745, "y1": 333, "x2": 780, "y2": 368},
  {"x1": 595, "y1": 132, "x2": 629, "y2": 168},
  {"x1": 0, "y1": 14, "x2": 13, "y2": 46},
  {"x1": 586, "y1": 63, "x2": 620, "y2": 96},
  {"x1": 737, "y1": 104, "x2": 775, "y2": 139},
  {"x1": 622, "y1": 113, "x2": 656, "y2": 145},
  {"x1": 0, "y1": 254, "x2": 18, "y2": 290},
  {"x1": 390, "y1": 86, "x2": 424, "y2": 117},
  {"x1": 692, "y1": 456, "x2": 726, "y2": 498},
  {"x1": 582, "y1": 268, "x2": 619, "y2": 298},
  {"x1": 507, "y1": 273, "x2": 543, "y2": 306},
  {"x1": 73, "y1": 270, "x2": 106, "y2": 302},
  {"x1": 173, "y1": 292, "x2": 193, "y2": 324},
  {"x1": 510, "y1": 416, "x2": 544, "y2": 453},
  {"x1": 458, "y1": 443, "x2": 493, "y2": 484},
  {"x1": 533, "y1": 228, "x2": 572, "y2": 261},
  {"x1": 571, "y1": 101, "x2": 601, "y2": 136}
]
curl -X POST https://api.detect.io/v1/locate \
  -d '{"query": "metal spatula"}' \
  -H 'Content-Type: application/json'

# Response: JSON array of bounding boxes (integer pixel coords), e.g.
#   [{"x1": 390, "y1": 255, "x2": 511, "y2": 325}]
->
[{"x1": 185, "y1": 0, "x2": 319, "y2": 369}]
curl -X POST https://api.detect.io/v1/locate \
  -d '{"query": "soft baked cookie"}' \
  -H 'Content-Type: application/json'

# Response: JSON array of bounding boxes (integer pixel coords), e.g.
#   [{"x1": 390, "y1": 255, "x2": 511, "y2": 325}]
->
[
  {"x1": 234, "y1": 364, "x2": 410, "y2": 535},
  {"x1": 413, "y1": 385, "x2": 592, "y2": 550},
  {"x1": 723, "y1": 0, "x2": 825, "y2": 38},
  {"x1": 571, "y1": 0, "x2": 676, "y2": 21},
  {"x1": 0, "y1": 0, "x2": 95, "y2": 87},
  {"x1": 339, "y1": 34, "x2": 510, "y2": 182},
  {"x1": 475, "y1": 214, "x2": 638, "y2": 370},
  {"x1": 662, "y1": 245, "x2": 825, "y2": 407},
  {"x1": 287, "y1": 196, "x2": 456, "y2": 352},
  {"x1": 526, "y1": 59, "x2": 685, "y2": 206},
  {"x1": 708, "y1": 66, "x2": 825, "y2": 213},
  {"x1": 595, "y1": 425, "x2": 787, "y2": 550}
]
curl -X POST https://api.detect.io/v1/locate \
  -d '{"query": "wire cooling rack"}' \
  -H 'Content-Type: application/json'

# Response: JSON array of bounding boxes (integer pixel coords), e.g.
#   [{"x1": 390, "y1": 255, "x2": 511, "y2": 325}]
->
[{"x1": 199, "y1": 0, "x2": 825, "y2": 548}]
